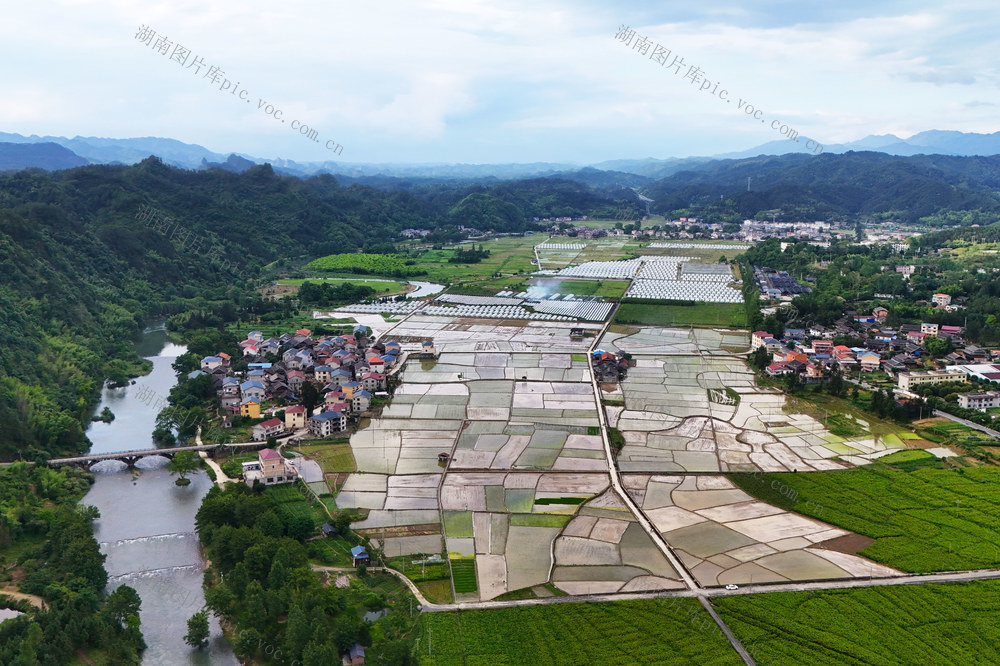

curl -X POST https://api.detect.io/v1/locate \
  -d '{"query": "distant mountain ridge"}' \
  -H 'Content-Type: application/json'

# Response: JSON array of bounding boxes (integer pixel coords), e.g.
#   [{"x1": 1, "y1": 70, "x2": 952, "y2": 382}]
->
[
  {"x1": 1, "y1": 128, "x2": 999, "y2": 180},
  {"x1": 0, "y1": 142, "x2": 90, "y2": 171}
]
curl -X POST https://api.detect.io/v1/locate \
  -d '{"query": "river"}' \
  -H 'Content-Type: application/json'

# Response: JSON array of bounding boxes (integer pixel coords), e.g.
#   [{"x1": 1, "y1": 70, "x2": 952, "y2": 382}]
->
[{"x1": 81, "y1": 326, "x2": 237, "y2": 665}]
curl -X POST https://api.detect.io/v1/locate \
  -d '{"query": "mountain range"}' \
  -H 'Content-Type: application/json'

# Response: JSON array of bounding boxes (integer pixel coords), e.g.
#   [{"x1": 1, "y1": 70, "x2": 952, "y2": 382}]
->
[{"x1": 2, "y1": 129, "x2": 1000, "y2": 182}]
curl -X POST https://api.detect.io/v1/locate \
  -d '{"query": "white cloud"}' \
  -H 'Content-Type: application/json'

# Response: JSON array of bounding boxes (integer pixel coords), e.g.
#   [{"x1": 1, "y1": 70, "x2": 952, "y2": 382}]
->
[{"x1": 0, "y1": 0, "x2": 997, "y2": 162}]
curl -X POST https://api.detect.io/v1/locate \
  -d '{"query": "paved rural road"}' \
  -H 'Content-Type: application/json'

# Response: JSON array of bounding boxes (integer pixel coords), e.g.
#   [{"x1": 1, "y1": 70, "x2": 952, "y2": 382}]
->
[
  {"x1": 580, "y1": 310, "x2": 757, "y2": 666},
  {"x1": 417, "y1": 567, "x2": 1000, "y2": 613},
  {"x1": 934, "y1": 409, "x2": 1000, "y2": 440}
]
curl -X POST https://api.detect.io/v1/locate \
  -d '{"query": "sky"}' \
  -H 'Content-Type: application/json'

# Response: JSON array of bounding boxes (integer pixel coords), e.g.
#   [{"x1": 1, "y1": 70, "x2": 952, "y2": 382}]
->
[{"x1": 2, "y1": 0, "x2": 999, "y2": 165}]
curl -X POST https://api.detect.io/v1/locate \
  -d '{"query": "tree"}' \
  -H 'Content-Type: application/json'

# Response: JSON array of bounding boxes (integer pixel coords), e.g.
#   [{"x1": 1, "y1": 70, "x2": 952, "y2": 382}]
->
[
  {"x1": 168, "y1": 451, "x2": 200, "y2": 485},
  {"x1": 184, "y1": 610, "x2": 210, "y2": 648},
  {"x1": 301, "y1": 381, "x2": 320, "y2": 417},
  {"x1": 924, "y1": 335, "x2": 952, "y2": 357},
  {"x1": 750, "y1": 347, "x2": 771, "y2": 371},
  {"x1": 104, "y1": 585, "x2": 142, "y2": 629}
]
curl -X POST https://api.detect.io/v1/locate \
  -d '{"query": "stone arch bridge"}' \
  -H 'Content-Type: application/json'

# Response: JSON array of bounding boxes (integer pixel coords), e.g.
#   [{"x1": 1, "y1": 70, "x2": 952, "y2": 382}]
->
[{"x1": 48, "y1": 442, "x2": 266, "y2": 470}]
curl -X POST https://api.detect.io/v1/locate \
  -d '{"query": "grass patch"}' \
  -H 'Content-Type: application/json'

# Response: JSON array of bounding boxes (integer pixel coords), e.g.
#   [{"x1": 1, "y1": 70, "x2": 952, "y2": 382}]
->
[
  {"x1": 509, "y1": 514, "x2": 573, "y2": 528},
  {"x1": 715, "y1": 580, "x2": 1000, "y2": 666},
  {"x1": 614, "y1": 302, "x2": 746, "y2": 327},
  {"x1": 415, "y1": 578, "x2": 453, "y2": 604},
  {"x1": 297, "y1": 442, "x2": 356, "y2": 474},
  {"x1": 729, "y1": 463, "x2": 1000, "y2": 572},
  {"x1": 608, "y1": 426, "x2": 625, "y2": 452},
  {"x1": 416, "y1": 599, "x2": 741, "y2": 665},
  {"x1": 572, "y1": 354, "x2": 588, "y2": 362}
]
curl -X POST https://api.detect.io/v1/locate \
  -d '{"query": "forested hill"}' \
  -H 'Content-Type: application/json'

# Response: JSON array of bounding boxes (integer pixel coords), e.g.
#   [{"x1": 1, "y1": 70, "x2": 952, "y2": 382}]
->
[
  {"x1": 0, "y1": 158, "x2": 616, "y2": 460},
  {"x1": 643, "y1": 152, "x2": 1000, "y2": 223}
]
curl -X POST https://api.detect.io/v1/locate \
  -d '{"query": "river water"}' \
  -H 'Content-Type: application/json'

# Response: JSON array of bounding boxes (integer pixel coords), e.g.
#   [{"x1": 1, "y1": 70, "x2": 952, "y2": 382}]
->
[{"x1": 81, "y1": 326, "x2": 237, "y2": 665}]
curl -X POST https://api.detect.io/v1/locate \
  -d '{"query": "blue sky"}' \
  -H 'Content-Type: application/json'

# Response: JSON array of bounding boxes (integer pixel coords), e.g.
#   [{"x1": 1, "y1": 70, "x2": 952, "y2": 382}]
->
[{"x1": 2, "y1": 1, "x2": 998, "y2": 164}]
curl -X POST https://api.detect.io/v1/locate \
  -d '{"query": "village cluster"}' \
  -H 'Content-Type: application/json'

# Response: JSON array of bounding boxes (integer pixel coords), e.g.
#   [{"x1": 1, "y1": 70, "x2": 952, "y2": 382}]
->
[
  {"x1": 190, "y1": 326, "x2": 435, "y2": 484},
  {"x1": 751, "y1": 299, "x2": 1000, "y2": 408}
]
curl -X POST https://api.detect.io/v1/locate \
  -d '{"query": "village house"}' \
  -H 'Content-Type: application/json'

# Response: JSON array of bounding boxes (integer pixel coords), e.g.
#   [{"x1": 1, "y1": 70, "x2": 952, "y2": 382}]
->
[
  {"x1": 242, "y1": 448, "x2": 296, "y2": 486},
  {"x1": 201, "y1": 355, "x2": 225, "y2": 371},
  {"x1": 286, "y1": 369, "x2": 306, "y2": 392},
  {"x1": 314, "y1": 365, "x2": 333, "y2": 384},
  {"x1": 284, "y1": 405, "x2": 307, "y2": 429},
  {"x1": 343, "y1": 643, "x2": 366, "y2": 666},
  {"x1": 932, "y1": 293, "x2": 952, "y2": 307},
  {"x1": 240, "y1": 397, "x2": 261, "y2": 418},
  {"x1": 750, "y1": 331, "x2": 771, "y2": 351},
  {"x1": 810, "y1": 340, "x2": 832, "y2": 355},
  {"x1": 921, "y1": 322, "x2": 940, "y2": 336},
  {"x1": 251, "y1": 417, "x2": 285, "y2": 441},
  {"x1": 352, "y1": 389, "x2": 372, "y2": 412},
  {"x1": 859, "y1": 352, "x2": 881, "y2": 372},
  {"x1": 361, "y1": 371, "x2": 386, "y2": 391},
  {"x1": 350, "y1": 546, "x2": 369, "y2": 566},
  {"x1": 897, "y1": 369, "x2": 969, "y2": 393},
  {"x1": 766, "y1": 361, "x2": 793, "y2": 376},
  {"x1": 309, "y1": 410, "x2": 347, "y2": 437},
  {"x1": 957, "y1": 391, "x2": 1000, "y2": 411},
  {"x1": 240, "y1": 380, "x2": 266, "y2": 401},
  {"x1": 873, "y1": 306, "x2": 888, "y2": 322}
]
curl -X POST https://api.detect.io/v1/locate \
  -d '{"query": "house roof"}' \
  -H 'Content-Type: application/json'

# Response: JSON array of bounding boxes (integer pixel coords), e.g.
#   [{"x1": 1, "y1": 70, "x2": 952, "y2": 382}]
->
[
  {"x1": 240, "y1": 397, "x2": 260, "y2": 405},
  {"x1": 188, "y1": 370, "x2": 207, "y2": 378},
  {"x1": 257, "y1": 418, "x2": 283, "y2": 428},
  {"x1": 355, "y1": 390, "x2": 372, "y2": 398},
  {"x1": 259, "y1": 448, "x2": 282, "y2": 460},
  {"x1": 350, "y1": 546, "x2": 367, "y2": 557},
  {"x1": 202, "y1": 355, "x2": 222, "y2": 363},
  {"x1": 312, "y1": 411, "x2": 345, "y2": 422},
  {"x1": 241, "y1": 380, "x2": 266, "y2": 391},
  {"x1": 285, "y1": 405, "x2": 306, "y2": 414}
]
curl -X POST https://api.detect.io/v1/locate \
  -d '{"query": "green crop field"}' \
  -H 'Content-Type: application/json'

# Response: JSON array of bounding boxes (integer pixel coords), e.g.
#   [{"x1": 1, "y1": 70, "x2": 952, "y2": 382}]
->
[
  {"x1": 715, "y1": 580, "x2": 1000, "y2": 665},
  {"x1": 614, "y1": 302, "x2": 746, "y2": 327},
  {"x1": 307, "y1": 253, "x2": 421, "y2": 275},
  {"x1": 417, "y1": 599, "x2": 741, "y2": 665},
  {"x1": 729, "y1": 462, "x2": 1000, "y2": 572},
  {"x1": 297, "y1": 442, "x2": 356, "y2": 474},
  {"x1": 449, "y1": 558, "x2": 478, "y2": 594},
  {"x1": 408, "y1": 236, "x2": 539, "y2": 284}
]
